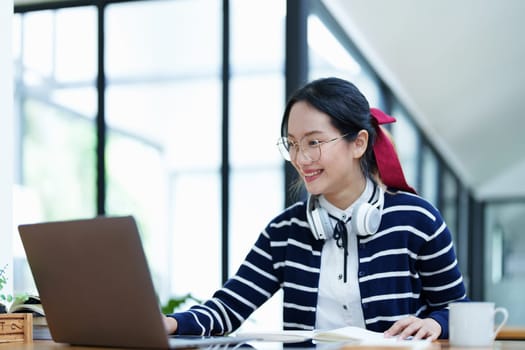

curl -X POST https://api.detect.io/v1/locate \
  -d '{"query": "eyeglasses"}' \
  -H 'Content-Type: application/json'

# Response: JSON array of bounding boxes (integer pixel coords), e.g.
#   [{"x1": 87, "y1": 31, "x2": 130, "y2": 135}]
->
[{"x1": 276, "y1": 133, "x2": 350, "y2": 162}]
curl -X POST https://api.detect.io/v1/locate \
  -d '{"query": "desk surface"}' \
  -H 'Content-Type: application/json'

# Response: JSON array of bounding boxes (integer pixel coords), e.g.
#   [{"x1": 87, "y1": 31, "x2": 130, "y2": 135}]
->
[
  {"x1": 1, "y1": 340, "x2": 524, "y2": 350},
  {"x1": 2, "y1": 326, "x2": 524, "y2": 350},
  {"x1": 497, "y1": 326, "x2": 525, "y2": 340}
]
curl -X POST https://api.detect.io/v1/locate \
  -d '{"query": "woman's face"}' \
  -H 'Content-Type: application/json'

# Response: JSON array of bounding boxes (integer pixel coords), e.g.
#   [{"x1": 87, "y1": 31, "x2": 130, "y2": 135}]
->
[{"x1": 287, "y1": 101, "x2": 368, "y2": 208}]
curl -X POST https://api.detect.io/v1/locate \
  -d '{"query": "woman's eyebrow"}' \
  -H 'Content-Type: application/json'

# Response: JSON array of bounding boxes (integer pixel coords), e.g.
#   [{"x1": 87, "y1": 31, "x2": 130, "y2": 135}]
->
[{"x1": 287, "y1": 130, "x2": 325, "y2": 139}]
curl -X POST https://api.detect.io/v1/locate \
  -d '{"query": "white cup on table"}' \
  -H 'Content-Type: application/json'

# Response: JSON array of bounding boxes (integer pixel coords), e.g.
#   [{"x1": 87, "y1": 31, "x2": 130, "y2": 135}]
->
[{"x1": 449, "y1": 302, "x2": 509, "y2": 347}]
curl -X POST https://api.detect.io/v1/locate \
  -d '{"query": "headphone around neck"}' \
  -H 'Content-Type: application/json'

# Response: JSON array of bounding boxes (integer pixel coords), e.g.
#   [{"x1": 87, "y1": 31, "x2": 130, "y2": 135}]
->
[{"x1": 306, "y1": 183, "x2": 384, "y2": 240}]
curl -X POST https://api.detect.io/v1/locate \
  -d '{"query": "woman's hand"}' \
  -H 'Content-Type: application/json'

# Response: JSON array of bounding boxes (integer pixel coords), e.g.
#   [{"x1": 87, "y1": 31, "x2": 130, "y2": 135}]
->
[
  {"x1": 163, "y1": 315, "x2": 178, "y2": 334},
  {"x1": 384, "y1": 316, "x2": 441, "y2": 341}
]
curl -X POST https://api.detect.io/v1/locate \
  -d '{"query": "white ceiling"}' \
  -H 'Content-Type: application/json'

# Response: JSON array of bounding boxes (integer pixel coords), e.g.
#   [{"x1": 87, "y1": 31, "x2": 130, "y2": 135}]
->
[{"x1": 322, "y1": 0, "x2": 525, "y2": 201}]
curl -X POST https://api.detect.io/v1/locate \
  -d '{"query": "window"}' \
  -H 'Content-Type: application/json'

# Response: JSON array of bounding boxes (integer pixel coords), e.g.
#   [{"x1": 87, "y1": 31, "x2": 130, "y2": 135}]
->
[
  {"x1": 229, "y1": 0, "x2": 285, "y2": 331},
  {"x1": 307, "y1": 14, "x2": 380, "y2": 107},
  {"x1": 421, "y1": 144, "x2": 438, "y2": 206},
  {"x1": 10, "y1": 0, "x2": 490, "y2": 331},
  {"x1": 484, "y1": 202, "x2": 525, "y2": 325},
  {"x1": 13, "y1": 1, "x2": 286, "y2": 323},
  {"x1": 104, "y1": 0, "x2": 222, "y2": 302},
  {"x1": 12, "y1": 7, "x2": 97, "y2": 294},
  {"x1": 442, "y1": 168, "x2": 458, "y2": 242},
  {"x1": 391, "y1": 105, "x2": 419, "y2": 191}
]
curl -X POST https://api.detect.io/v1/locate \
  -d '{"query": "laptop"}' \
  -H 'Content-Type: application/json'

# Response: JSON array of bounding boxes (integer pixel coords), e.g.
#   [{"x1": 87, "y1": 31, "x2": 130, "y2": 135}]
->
[{"x1": 18, "y1": 215, "x2": 253, "y2": 349}]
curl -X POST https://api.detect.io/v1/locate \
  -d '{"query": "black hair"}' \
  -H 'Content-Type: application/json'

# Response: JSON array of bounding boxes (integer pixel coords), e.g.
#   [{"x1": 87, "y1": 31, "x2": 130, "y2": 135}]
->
[{"x1": 280, "y1": 77, "x2": 378, "y2": 178}]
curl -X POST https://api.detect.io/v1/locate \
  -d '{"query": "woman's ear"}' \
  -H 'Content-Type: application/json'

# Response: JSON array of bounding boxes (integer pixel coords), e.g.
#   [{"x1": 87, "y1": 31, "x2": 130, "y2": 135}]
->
[{"x1": 352, "y1": 130, "x2": 369, "y2": 158}]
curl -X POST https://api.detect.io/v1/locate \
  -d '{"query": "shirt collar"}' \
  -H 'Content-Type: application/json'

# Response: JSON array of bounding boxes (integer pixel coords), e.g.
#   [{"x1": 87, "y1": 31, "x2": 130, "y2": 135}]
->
[{"x1": 318, "y1": 177, "x2": 375, "y2": 222}]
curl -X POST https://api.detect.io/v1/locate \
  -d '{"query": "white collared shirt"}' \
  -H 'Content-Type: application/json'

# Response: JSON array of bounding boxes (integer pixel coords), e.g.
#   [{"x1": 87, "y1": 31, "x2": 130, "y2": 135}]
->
[{"x1": 315, "y1": 179, "x2": 375, "y2": 330}]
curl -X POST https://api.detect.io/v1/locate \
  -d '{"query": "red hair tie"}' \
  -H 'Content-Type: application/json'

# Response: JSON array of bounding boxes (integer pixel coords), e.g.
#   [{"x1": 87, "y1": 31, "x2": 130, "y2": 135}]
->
[{"x1": 370, "y1": 108, "x2": 417, "y2": 194}]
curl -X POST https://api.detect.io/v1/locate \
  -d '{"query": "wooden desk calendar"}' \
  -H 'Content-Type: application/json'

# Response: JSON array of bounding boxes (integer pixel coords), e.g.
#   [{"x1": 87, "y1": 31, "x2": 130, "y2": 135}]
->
[{"x1": 0, "y1": 313, "x2": 33, "y2": 343}]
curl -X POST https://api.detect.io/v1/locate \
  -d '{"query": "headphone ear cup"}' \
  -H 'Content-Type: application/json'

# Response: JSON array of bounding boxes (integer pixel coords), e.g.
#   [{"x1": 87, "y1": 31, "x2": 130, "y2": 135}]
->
[
  {"x1": 306, "y1": 196, "x2": 331, "y2": 240},
  {"x1": 315, "y1": 206, "x2": 332, "y2": 240},
  {"x1": 351, "y1": 202, "x2": 381, "y2": 237}
]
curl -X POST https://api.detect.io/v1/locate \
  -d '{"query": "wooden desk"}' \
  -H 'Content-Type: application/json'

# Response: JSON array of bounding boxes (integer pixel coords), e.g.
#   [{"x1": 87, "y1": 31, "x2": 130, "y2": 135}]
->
[
  {"x1": 497, "y1": 326, "x2": 525, "y2": 340},
  {"x1": 1, "y1": 341, "x2": 103, "y2": 349},
  {"x1": 1, "y1": 340, "x2": 524, "y2": 350},
  {"x1": 426, "y1": 340, "x2": 524, "y2": 350}
]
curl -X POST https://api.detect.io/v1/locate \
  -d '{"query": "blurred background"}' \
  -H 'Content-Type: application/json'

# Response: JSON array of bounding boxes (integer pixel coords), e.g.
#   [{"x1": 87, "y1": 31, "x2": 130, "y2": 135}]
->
[{"x1": 1, "y1": 0, "x2": 524, "y2": 330}]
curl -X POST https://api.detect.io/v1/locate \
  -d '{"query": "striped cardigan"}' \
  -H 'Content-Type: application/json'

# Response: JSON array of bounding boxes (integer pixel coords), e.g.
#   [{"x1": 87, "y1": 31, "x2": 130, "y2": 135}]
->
[{"x1": 170, "y1": 190, "x2": 467, "y2": 339}]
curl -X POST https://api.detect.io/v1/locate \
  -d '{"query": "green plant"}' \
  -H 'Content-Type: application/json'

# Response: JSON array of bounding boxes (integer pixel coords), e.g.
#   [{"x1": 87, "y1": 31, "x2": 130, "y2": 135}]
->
[
  {"x1": 0, "y1": 265, "x2": 28, "y2": 311},
  {"x1": 161, "y1": 293, "x2": 201, "y2": 314},
  {"x1": 0, "y1": 265, "x2": 11, "y2": 313},
  {"x1": 0, "y1": 265, "x2": 11, "y2": 303}
]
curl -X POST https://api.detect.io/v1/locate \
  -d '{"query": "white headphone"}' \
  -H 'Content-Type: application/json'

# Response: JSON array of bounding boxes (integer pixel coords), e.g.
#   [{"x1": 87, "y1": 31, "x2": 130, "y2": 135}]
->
[{"x1": 306, "y1": 183, "x2": 384, "y2": 240}]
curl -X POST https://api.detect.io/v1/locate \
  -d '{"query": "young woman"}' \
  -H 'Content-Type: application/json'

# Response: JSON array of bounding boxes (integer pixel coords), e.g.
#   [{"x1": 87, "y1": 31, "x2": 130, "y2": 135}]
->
[{"x1": 164, "y1": 77, "x2": 467, "y2": 341}]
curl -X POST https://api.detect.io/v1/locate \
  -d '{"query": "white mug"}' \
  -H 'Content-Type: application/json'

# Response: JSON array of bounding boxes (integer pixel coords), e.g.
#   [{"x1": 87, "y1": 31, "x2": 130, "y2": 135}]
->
[{"x1": 449, "y1": 302, "x2": 509, "y2": 347}]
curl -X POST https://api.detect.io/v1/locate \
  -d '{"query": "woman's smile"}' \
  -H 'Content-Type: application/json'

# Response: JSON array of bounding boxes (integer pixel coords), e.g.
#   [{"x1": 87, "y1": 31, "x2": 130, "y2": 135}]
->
[{"x1": 303, "y1": 168, "x2": 323, "y2": 183}]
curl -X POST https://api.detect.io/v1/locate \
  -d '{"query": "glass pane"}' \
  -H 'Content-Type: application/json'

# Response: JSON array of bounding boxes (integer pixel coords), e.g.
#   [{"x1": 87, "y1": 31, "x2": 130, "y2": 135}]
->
[
  {"x1": 106, "y1": 81, "x2": 221, "y2": 170},
  {"x1": 169, "y1": 174, "x2": 221, "y2": 298},
  {"x1": 105, "y1": 79, "x2": 222, "y2": 300},
  {"x1": 14, "y1": 98, "x2": 97, "y2": 294},
  {"x1": 229, "y1": 77, "x2": 284, "y2": 279},
  {"x1": 14, "y1": 7, "x2": 97, "y2": 296},
  {"x1": 229, "y1": 0, "x2": 285, "y2": 330},
  {"x1": 13, "y1": 14, "x2": 21, "y2": 63},
  {"x1": 22, "y1": 11, "x2": 54, "y2": 85},
  {"x1": 421, "y1": 144, "x2": 438, "y2": 206},
  {"x1": 230, "y1": 76, "x2": 284, "y2": 167},
  {"x1": 442, "y1": 169, "x2": 458, "y2": 242},
  {"x1": 229, "y1": 169, "x2": 283, "y2": 273},
  {"x1": 455, "y1": 186, "x2": 470, "y2": 289},
  {"x1": 105, "y1": 0, "x2": 222, "y2": 304},
  {"x1": 484, "y1": 202, "x2": 525, "y2": 325},
  {"x1": 307, "y1": 15, "x2": 380, "y2": 110},
  {"x1": 391, "y1": 106, "x2": 419, "y2": 190},
  {"x1": 420, "y1": 145, "x2": 438, "y2": 205},
  {"x1": 230, "y1": 0, "x2": 285, "y2": 73},
  {"x1": 22, "y1": 99, "x2": 96, "y2": 220},
  {"x1": 106, "y1": 0, "x2": 221, "y2": 79},
  {"x1": 105, "y1": 130, "x2": 170, "y2": 296},
  {"x1": 308, "y1": 14, "x2": 361, "y2": 77},
  {"x1": 230, "y1": 170, "x2": 283, "y2": 332},
  {"x1": 52, "y1": 87, "x2": 97, "y2": 118},
  {"x1": 55, "y1": 7, "x2": 97, "y2": 82}
]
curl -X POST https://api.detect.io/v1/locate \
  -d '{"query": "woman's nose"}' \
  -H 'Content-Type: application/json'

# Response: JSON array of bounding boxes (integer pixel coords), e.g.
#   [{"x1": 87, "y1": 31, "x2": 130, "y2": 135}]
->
[{"x1": 294, "y1": 148, "x2": 313, "y2": 164}]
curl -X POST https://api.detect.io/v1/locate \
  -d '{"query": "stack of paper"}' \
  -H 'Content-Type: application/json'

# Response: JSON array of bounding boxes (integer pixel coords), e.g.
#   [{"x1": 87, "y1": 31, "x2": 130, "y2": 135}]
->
[{"x1": 236, "y1": 326, "x2": 432, "y2": 348}]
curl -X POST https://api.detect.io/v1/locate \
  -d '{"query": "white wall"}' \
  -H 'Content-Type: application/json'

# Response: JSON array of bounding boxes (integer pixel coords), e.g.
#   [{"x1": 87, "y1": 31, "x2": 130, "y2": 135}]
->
[{"x1": 0, "y1": 1, "x2": 14, "y2": 293}]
